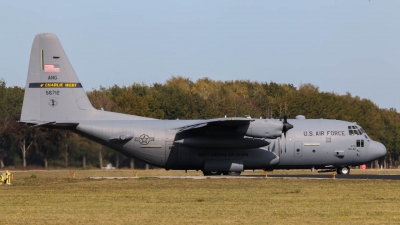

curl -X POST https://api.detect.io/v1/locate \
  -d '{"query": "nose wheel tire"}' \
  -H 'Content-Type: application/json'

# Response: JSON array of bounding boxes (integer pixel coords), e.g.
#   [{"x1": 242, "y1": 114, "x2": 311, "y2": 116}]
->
[{"x1": 336, "y1": 166, "x2": 350, "y2": 175}]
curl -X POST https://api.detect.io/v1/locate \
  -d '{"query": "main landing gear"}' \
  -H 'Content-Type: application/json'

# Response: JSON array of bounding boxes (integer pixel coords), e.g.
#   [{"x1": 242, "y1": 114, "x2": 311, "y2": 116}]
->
[
  {"x1": 202, "y1": 171, "x2": 241, "y2": 176},
  {"x1": 336, "y1": 166, "x2": 350, "y2": 175}
]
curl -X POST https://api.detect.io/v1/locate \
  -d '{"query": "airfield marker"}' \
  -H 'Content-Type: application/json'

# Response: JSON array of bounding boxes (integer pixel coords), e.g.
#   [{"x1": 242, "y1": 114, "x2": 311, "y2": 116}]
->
[
  {"x1": 6, "y1": 170, "x2": 12, "y2": 185},
  {"x1": 0, "y1": 172, "x2": 4, "y2": 184},
  {"x1": 263, "y1": 168, "x2": 268, "y2": 178},
  {"x1": 69, "y1": 170, "x2": 75, "y2": 179}
]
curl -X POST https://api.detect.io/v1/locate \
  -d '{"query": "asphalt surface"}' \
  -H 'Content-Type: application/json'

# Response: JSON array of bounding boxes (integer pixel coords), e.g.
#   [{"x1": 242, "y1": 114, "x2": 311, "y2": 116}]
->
[{"x1": 265, "y1": 174, "x2": 400, "y2": 180}]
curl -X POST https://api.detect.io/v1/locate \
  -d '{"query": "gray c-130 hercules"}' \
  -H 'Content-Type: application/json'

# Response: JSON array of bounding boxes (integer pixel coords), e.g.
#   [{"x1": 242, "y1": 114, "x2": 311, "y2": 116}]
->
[{"x1": 20, "y1": 33, "x2": 386, "y2": 175}]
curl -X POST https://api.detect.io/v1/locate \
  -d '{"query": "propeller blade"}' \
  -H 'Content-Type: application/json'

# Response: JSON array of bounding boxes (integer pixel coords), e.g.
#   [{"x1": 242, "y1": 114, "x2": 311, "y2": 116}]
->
[{"x1": 282, "y1": 103, "x2": 293, "y2": 137}]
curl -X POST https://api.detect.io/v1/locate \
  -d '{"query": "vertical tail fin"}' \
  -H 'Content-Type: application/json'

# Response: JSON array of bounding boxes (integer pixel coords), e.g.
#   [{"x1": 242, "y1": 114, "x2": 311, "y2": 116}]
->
[
  {"x1": 21, "y1": 33, "x2": 153, "y2": 124},
  {"x1": 20, "y1": 33, "x2": 96, "y2": 124}
]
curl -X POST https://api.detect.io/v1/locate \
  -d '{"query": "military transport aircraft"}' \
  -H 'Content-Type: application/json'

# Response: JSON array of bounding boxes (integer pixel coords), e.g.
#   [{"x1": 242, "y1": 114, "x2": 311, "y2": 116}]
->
[{"x1": 20, "y1": 33, "x2": 386, "y2": 175}]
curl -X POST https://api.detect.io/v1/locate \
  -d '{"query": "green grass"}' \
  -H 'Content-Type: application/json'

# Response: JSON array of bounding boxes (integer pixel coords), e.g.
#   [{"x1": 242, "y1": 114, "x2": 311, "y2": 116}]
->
[
  {"x1": 7, "y1": 168, "x2": 400, "y2": 180},
  {"x1": 1, "y1": 169, "x2": 400, "y2": 224}
]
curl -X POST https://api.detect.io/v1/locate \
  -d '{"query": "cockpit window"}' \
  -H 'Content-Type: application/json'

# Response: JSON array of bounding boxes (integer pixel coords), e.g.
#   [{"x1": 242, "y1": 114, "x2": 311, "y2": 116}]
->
[{"x1": 348, "y1": 126, "x2": 362, "y2": 135}]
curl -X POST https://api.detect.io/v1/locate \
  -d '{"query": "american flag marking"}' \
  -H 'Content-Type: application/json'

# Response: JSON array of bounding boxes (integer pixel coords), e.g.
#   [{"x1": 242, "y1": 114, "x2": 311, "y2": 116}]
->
[{"x1": 44, "y1": 64, "x2": 60, "y2": 73}]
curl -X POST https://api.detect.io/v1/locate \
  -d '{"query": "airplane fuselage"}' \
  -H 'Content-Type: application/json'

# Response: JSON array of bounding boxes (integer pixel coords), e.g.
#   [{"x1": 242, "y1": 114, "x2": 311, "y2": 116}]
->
[{"x1": 73, "y1": 117, "x2": 386, "y2": 172}]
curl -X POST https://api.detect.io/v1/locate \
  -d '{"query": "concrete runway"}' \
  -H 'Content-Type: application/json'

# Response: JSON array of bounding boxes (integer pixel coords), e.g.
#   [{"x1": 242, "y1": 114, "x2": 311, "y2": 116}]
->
[{"x1": 90, "y1": 174, "x2": 400, "y2": 180}]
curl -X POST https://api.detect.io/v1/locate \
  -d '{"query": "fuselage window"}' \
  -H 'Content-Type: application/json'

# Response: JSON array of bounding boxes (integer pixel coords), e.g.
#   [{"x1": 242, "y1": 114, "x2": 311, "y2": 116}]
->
[{"x1": 356, "y1": 139, "x2": 364, "y2": 147}]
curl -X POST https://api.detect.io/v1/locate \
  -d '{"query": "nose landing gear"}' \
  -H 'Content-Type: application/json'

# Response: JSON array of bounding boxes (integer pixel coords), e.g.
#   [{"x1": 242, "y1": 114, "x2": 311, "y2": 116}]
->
[{"x1": 336, "y1": 166, "x2": 350, "y2": 175}]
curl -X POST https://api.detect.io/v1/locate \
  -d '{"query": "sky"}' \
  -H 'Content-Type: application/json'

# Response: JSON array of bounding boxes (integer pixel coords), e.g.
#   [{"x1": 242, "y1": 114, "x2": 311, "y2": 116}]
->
[{"x1": 1, "y1": 1, "x2": 400, "y2": 110}]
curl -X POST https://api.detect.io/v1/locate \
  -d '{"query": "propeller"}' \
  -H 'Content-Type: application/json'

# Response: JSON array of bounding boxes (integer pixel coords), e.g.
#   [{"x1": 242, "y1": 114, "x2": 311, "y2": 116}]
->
[{"x1": 282, "y1": 103, "x2": 293, "y2": 137}]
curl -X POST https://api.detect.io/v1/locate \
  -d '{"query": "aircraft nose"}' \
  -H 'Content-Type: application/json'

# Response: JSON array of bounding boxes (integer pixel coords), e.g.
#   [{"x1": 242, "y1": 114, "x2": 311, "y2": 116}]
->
[{"x1": 368, "y1": 141, "x2": 386, "y2": 161}]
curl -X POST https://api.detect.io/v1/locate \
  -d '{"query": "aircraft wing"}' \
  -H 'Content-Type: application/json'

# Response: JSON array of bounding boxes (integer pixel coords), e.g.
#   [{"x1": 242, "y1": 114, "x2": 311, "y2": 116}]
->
[
  {"x1": 173, "y1": 117, "x2": 280, "y2": 149},
  {"x1": 175, "y1": 117, "x2": 254, "y2": 132},
  {"x1": 174, "y1": 117, "x2": 285, "y2": 140}
]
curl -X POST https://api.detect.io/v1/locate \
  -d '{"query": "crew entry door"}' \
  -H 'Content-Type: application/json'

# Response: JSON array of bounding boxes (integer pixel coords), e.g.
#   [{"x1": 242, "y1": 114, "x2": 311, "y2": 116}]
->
[{"x1": 356, "y1": 139, "x2": 365, "y2": 157}]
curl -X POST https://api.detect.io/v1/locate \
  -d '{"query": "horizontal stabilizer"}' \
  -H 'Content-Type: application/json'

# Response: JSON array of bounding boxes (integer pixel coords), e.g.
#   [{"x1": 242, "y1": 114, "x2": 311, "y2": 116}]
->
[{"x1": 19, "y1": 120, "x2": 79, "y2": 128}]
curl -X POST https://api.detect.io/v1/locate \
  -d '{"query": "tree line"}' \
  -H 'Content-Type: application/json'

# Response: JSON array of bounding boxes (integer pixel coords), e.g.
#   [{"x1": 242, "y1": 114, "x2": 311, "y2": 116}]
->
[{"x1": 0, "y1": 77, "x2": 398, "y2": 169}]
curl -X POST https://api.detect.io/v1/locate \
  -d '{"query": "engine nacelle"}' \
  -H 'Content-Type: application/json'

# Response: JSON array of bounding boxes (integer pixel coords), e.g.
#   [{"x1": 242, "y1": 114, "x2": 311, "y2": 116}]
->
[{"x1": 235, "y1": 119, "x2": 283, "y2": 139}]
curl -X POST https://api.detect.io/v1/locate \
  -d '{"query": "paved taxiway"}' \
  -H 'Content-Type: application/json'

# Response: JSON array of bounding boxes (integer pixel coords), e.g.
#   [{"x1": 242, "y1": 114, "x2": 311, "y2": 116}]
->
[
  {"x1": 90, "y1": 174, "x2": 400, "y2": 180},
  {"x1": 265, "y1": 174, "x2": 400, "y2": 180}
]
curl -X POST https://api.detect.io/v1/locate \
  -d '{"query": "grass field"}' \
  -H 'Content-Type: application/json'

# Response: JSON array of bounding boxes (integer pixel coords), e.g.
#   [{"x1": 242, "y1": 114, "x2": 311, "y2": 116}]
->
[{"x1": 1, "y1": 169, "x2": 400, "y2": 224}]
